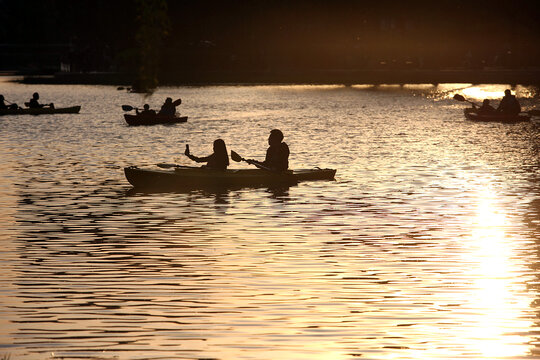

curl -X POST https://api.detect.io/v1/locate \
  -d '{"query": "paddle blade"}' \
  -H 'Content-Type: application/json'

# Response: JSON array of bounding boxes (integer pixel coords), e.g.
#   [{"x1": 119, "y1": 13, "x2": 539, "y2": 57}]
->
[
  {"x1": 230, "y1": 150, "x2": 243, "y2": 162},
  {"x1": 122, "y1": 105, "x2": 134, "y2": 111},
  {"x1": 453, "y1": 94, "x2": 466, "y2": 102},
  {"x1": 172, "y1": 98, "x2": 182, "y2": 106}
]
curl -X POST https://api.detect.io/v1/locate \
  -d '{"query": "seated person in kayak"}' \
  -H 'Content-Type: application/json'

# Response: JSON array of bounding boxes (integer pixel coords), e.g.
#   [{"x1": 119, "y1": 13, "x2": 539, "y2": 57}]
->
[
  {"x1": 247, "y1": 129, "x2": 289, "y2": 171},
  {"x1": 136, "y1": 104, "x2": 156, "y2": 116},
  {"x1": 477, "y1": 99, "x2": 495, "y2": 114},
  {"x1": 27, "y1": 92, "x2": 54, "y2": 109},
  {"x1": 497, "y1": 89, "x2": 521, "y2": 115},
  {"x1": 0, "y1": 95, "x2": 18, "y2": 109},
  {"x1": 159, "y1": 97, "x2": 180, "y2": 116},
  {"x1": 184, "y1": 139, "x2": 229, "y2": 170}
]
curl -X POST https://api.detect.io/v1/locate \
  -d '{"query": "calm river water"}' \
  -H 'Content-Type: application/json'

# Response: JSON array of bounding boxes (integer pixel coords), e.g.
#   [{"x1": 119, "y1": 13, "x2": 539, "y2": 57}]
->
[{"x1": 1, "y1": 79, "x2": 540, "y2": 360}]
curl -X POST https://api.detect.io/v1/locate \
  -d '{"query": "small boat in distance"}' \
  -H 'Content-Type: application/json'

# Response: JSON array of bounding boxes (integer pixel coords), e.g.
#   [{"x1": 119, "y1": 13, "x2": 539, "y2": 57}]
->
[
  {"x1": 0, "y1": 106, "x2": 81, "y2": 116},
  {"x1": 124, "y1": 114, "x2": 188, "y2": 126},
  {"x1": 463, "y1": 108, "x2": 531, "y2": 123},
  {"x1": 124, "y1": 166, "x2": 336, "y2": 190}
]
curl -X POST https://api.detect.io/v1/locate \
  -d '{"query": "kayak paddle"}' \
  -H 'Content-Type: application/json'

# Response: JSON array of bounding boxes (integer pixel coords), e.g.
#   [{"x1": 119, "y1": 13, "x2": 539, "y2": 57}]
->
[
  {"x1": 231, "y1": 150, "x2": 275, "y2": 172},
  {"x1": 121, "y1": 105, "x2": 139, "y2": 111},
  {"x1": 2, "y1": 98, "x2": 19, "y2": 108},
  {"x1": 156, "y1": 163, "x2": 194, "y2": 169},
  {"x1": 453, "y1": 94, "x2": 480, "y2": 107}
]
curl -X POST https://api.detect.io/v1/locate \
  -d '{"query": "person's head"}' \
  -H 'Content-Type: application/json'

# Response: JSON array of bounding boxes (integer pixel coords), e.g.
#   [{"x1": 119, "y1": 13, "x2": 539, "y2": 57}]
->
[
  {"x1": 213, "y1": 138, "x2": 229, "y2": 166},
  {"x1": 165, "y1": 97, "x2": 172, "y2": 104},
  {"x1": 33, "y1": 92, "x2": 39, "y2": 100},
  {"x1": 143, "y1": 104, "x2": 150, "y2": 110},
  {"x1": 504, "y1": 89, "x2": 511, "y2": 96},
  {"x1": 268, "y1": 129, "x2": 284, "y2": 146},
  {"x1": 483, "y1": 99, "x2": 490, "y2": 105},
  {"x1": 213, "y1": 138, "x2": 227, "y2": 153},
  {"x1": 0, "y1": 95, "x2": 4, "y2": 101}
]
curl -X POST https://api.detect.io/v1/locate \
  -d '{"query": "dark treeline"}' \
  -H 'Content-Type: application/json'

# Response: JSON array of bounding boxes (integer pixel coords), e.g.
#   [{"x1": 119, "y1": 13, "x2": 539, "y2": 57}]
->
[{"x1": 1, "y1": 0, "x2": 539, "y2": 86}]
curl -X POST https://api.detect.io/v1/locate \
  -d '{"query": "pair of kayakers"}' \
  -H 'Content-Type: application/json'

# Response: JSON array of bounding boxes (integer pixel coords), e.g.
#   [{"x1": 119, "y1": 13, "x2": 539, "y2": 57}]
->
[
  {"x1": 476, "y1": 89, "x2": 521, "y2": 115},
  {"x1": 184, "y1": 129, "x2": 290, "y2": 171},
  {"x1": 1, "y1": 93, "x2": 56, "y2": 110},
  {"x1": 136, "y1": 97, "x2": 181, "y2": 117}
]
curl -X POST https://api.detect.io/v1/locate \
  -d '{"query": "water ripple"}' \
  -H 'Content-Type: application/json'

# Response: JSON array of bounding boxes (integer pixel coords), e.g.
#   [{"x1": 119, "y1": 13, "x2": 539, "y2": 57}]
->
[{"x1": 1, "y1": 82, "x2": 540, "y2": 359}]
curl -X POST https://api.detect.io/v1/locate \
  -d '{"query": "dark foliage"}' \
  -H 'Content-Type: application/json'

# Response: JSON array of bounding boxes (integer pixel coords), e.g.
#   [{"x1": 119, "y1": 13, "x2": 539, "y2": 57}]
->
[{"x1": 1, "y1": 0, "x2": 539, "y2": 82}]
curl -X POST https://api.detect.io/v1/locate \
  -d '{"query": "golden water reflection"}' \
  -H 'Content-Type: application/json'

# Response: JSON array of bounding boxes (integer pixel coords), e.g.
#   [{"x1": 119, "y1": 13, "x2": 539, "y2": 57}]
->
[
  {"x1": 450, "y1": 84, "x2": 537, "y2": 101},
  {"x1": 1, "y1": 82, "x2": 540, "y2": 359},
  {"x1": 461, "y1": 184, "x2": 533, "y2": 359}
]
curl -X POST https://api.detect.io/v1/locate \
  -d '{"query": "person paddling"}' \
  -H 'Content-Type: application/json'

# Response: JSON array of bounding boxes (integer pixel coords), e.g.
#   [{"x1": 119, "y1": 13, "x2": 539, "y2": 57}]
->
[
  {"x1": 497, "y1": 89, "x2": 521, "y2": 115},
  {"x1": 185, "y1": 139, "x2": 230, "y2": 170},
  {"x1": 136, "y1": 104, "x2": 156, "y2": 116},
  {"x1": 0, "y1": 95, "x2": 18, "y2": 110},
  {"x1": 477, "y1": 99, "x2": 495, "y2": 115},
  {"x1": 27, "y1": 92, "x2": 54, "y2": 109},
  {"x1": 247, "y1": 129, "x2": 290, "y2": 171},
  {"x1": 159, "y1": 97, "x2": 180, "y2": 116}
]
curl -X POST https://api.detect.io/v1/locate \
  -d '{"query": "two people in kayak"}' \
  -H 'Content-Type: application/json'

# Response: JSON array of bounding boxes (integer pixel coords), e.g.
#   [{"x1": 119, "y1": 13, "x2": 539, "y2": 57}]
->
[
  {"x1": 135, "y1": 97, "x2": 181, "y2": 117},
  {"x1": 184, "y1": 129, "x2": 289, "y2": 171},
  {"x1": 1, "y1": 93, "x2": 54, "y2": 110},
  {"x1": 476, "y1": 89, "x2": 521, "y2": 115}
]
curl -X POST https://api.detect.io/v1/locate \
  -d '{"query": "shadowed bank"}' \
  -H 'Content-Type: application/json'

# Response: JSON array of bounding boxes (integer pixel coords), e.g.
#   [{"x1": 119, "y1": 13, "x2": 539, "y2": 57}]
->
[{"x1": 2, "y1": 0, "x2": 540, "y2": 87}]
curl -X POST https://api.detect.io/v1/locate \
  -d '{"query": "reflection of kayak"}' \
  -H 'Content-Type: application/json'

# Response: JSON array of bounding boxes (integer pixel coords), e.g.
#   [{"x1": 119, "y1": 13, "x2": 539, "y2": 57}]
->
[
  {"x1": 464, "y1": 108, "x2": 530, "y2": 123},
  {"x1": 0, "y1": 106, "x2": 81, "y2": 116},
  {"x1": 124, "y1": 114, "x2": 188, "y2": 126},
  {"x1": 124, "y1": 166, "x2": 336, "y2": 189}
]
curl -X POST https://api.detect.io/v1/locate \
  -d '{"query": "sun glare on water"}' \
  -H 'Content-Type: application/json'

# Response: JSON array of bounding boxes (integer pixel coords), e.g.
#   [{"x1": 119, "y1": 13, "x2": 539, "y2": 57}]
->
[
  {"x1": 462, "y1": 86, "x2": 507, "y2": 100},
  {"x1": 458, "y1": 185, "x2": 533, "y2": 359},
  {"x1": 459, "y1": 85, "x2": 536, "y2": 101}
]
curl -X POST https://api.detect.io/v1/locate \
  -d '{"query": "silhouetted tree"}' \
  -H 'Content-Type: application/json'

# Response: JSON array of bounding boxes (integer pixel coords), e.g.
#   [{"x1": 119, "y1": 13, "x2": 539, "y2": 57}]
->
[{"x1": 133, "y1": 0, "x2": 170, "y2": 93}]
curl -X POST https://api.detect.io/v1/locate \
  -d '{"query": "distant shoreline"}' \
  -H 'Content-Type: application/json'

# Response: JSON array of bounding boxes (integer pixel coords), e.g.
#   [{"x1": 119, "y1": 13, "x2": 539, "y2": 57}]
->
[{"x1": 10, "y1": 69, "x2": 540, "y2": 87}]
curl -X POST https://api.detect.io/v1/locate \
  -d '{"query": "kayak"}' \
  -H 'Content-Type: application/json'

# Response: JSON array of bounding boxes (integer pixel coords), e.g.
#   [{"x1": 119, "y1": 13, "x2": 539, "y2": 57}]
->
[
  {"x1": 124, "y1": 114, "x2": 188, "y2": 126},
  {"x1": 124, "y1": 166, "x2": 336, "y2": 189},
  {"x1": 464, "y1": 108, "x2": 530, "y2": 123},
  {"x1": 0, "y1": 106, "x2": 81, "y2": 116},
  {"x1": 125, "y1": 166, "x2": 337, "y2": 189}
]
